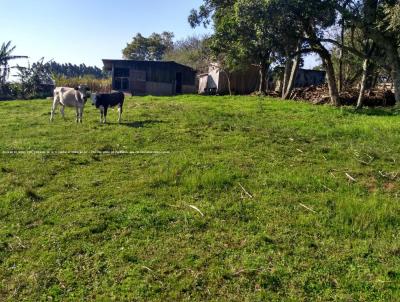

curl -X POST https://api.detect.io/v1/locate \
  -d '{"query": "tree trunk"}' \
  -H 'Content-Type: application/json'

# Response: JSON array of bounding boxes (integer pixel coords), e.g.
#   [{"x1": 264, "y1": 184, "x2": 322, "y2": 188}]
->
[
  {"x1": 392, "y1": 66, "x2": 400, "y2": 105},
  {"x1": 282, "y1": 59, "x2": 292, "y2": 97},
  {"x1": 321, "y1": 53, "x2": 340, "y2": 106},
  {"x1": 338, "y1": 2, "x2": 348, "y2": 93},
  {"x1": 283, "y1": 47, "x2": 301, "y2": 100},
  {"x1": 227, "y1": 75, "x2": 232, "y2": 96},
  {"x1": 357, "y1": 58, "x2": 370, "y2": 109},
  {"x1": 338, "y1": 17, "x2": 345, "y2": 93},
  {"x1": 222, "y1": 69, "x2": 232, "y2": 96},
  {"x1": 304, "y1": 26, "x2": 340, "y2": 105},
  {"x1": 371, "y1": 72, "x2": 378, "y2": 89},
  {"x1": 369, "y1": 28, "x2": 400, "y2": 103},
  {"x1": 259, "y1": 62, "x2": 268, "y2": 94},
  {"x1": 384, "y1": 43, "x2": 400, "y2": 104}
]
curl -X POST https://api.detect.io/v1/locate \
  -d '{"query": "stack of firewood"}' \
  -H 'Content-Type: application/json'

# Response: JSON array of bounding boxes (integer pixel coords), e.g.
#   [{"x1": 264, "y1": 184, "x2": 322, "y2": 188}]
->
[
  {"x1": 290, "y1": 84, "x2": 331, "y2": 104},
  {"x1": 287, "y1": 84, "x2": 396, "y2": 107}
]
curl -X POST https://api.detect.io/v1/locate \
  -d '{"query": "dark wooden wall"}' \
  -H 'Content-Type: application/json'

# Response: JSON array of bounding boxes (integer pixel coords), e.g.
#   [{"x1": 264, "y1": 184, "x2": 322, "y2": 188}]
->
[{"x1": 112, "y1": 61, "x2": 196, "y2": 86}]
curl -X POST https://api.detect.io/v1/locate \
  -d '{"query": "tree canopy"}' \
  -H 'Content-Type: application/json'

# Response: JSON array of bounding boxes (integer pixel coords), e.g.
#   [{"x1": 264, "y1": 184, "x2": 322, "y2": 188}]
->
[
  {"x1": 164, "y1": 35, "x2": 211, "y2": 73},
  {"x1": 44, "y1": 62, "x2": 106, "y2": 79},
  {"x1": 122, "y1": 32, "x2": 174, "y2": 61},
  {"x1": 190, "y1": 0, "x2": 400, "y2": 105}
]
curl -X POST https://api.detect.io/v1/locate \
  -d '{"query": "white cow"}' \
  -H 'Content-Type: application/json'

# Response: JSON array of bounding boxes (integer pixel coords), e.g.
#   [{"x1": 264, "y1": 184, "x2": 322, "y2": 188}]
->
[{"x1": 50, "y1": 86, "x2": 90, "y2": 123}]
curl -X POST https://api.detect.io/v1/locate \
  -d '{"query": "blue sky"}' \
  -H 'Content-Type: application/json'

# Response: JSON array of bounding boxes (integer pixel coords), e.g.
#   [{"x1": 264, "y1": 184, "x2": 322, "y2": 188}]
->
[
  {"x1": 2, "y1": 0, "x2": 317, "y2": 69},
  {"x1": 2, "y1": 0, "x2": 210, "y2": 67}
]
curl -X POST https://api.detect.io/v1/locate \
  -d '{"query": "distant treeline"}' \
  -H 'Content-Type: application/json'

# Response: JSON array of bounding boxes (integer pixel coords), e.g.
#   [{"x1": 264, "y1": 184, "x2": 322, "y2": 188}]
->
[{"x1": 36, "y1": 62, "x2": 108, "y2": 79}]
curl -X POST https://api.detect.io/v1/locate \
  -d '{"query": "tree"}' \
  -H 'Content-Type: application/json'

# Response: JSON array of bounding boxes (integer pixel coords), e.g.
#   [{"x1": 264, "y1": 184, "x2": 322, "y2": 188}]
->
[
  {"x1": 163, "y1": 35, "x2": 211, "y2": 73},
  {"x1": 15, "y1": 58, "x2": 53, "y2": 98},
  {"x1": 291, "y1": 0, "x2": 340, "y2": 105},
  {"x1": 337, "y1": 0, "x2": 400, "y2": 103},
  {"x1": 122, "y1": 32, "x2": 174, "y2": 61},
  {"x1": 190, "y1": 0, "x2": 340, "y2": 102},
  {"x1": 384, "y1": 2, "x2": 400, "y2": 30},
  {"x1": 44, "y1": 61, "x2": 106, "y2": 78},
  {"x1": 233, "y1": 0, "x2": 277, "y2": 93},
  {"x1": 190, "y1": 0, "x2": 283, "y2": 94},
  {"x1": 377, "y1": 1, "x2": 400, "y2": 104},
  {"x1": 0, "y1": 41, "x2": 27, "y2": 89}
]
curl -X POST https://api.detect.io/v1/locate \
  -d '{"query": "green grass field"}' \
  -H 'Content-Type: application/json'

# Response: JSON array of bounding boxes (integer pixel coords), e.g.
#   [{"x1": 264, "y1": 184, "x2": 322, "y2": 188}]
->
[{"x1": 1, "y1": 95, "x2": 400, "y2": 301}]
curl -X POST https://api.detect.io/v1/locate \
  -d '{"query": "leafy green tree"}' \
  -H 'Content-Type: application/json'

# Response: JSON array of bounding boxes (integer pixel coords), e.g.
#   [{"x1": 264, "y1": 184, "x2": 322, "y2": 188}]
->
[
  {"x1": 44, "y1": 62, "x2": 106, "y2": 78},
  {"x1": 15, "y1": 58, "x2": 53, "y2": 98},
  {"x1": 287, "y1": 0, "x2": 340, "y2": 105},
  {"x1": 190, "y1": 0, "x2": 340, "y2": 102},
  {"x1": 191, "y1": 0, "x2": 287, "y2": 94},
  {"x1": 384, "y1": 2, "x2": 400, "y2": 30},
  {"x1": 338, "y1": 0, "x2": 400, "y2": 103},
  {"x1": 122, "y1": 32, "x2": 174, "y2": 61},
  {"x1": 163, "y1": 35, "x2": 211, "y2": 73}
]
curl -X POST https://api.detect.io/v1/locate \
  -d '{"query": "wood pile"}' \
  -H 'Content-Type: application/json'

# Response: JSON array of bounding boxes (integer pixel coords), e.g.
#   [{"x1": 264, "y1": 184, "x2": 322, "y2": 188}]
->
[
  {"x1": 287, "y1": 84, "x2": 396, "y2": 107},
  {"x1": 289, "y1": 84, "x2": 331, "y2": 105}
]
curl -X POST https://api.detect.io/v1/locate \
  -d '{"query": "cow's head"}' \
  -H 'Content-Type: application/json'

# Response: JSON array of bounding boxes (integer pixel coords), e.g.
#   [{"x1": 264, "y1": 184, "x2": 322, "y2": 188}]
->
[{"x1": 75, "y1": 85, "x2": 91, "y2": 103}]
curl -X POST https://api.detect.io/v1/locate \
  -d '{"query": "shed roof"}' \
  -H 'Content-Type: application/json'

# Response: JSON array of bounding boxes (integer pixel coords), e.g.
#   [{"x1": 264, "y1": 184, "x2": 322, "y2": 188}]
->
[
  {"x1": 275, "y1": 66, "x2": 326, "y2": 75},
  {"x1": 102, "y1": 59, "x2": 195, "y2": 72}
]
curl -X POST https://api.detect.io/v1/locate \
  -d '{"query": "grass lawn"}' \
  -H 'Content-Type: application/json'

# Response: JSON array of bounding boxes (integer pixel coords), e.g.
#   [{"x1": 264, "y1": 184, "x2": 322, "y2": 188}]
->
[{"x1": 0, "y1": 95, "x2": 400, "y2": 301}]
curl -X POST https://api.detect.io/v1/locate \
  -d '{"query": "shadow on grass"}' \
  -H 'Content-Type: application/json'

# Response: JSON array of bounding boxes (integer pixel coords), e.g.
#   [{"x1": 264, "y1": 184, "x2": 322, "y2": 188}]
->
[
  {"x1": 110, "y1": 120, "x2": 165, "y2": 128},
  {"x1": 342, "y1": 107, "x2": 399, "y2": 117}
]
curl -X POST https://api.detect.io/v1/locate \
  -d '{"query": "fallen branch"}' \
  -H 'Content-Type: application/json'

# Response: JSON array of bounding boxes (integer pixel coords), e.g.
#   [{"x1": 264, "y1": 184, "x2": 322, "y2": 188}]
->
[
  {"x1": 142, "y1": 266, "x2": 154, "y2": 272},
  {"x1": 299, "y1": 203, "x2": 317, "y2": 214},
  {"x1": 239, "y1": 183, "x2": 253, "y2": 199},
  {"x1": 379, "y1": 171, "x2": 399, "y2": 180},
  {"x1": 322, "y1": 184, "x2": 334, "y2": 192},
  {"x1": 346, "y1": 173, "x2": 357, "y2": 182},
  {"x1": 356, "y1": 155, "x2": 374, "y2": 165},
  {"x1": 188, "y1": 205, "x2": 204, "y2": 217}
]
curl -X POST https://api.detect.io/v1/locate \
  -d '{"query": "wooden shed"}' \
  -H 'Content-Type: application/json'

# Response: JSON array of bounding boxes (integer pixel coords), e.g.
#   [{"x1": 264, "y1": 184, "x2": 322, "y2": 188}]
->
[
  {"x1": 274, "y1": 69, "x2": 326, "y2": 92},
  {"x1": 198, "y1": 64, "x2": 260, "y2": 95},
  {"x1": 103, "y1": 59, "x2": 196, "y2": 96},
  {"x1": 199, "y1": 63, "x2": 326, "y2": 95}
]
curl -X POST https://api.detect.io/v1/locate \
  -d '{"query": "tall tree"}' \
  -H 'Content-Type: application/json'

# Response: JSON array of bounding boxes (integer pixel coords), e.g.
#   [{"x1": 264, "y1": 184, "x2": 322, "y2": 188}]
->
[
  {"x1": 292, "y1": 0, "x2": 340, "y2": 105},
  {"x1": 122, "y1": 32, "x2": 174, "y2": 61},
  {"x1": 15, "y1": 58, "x2": 53, "y2": 98},
  {"x1": 338, "y1": 0, "x2": 400, "y2": 103},
  {"x1": 43, "y1": 61, "x2": 106, "y2": 78},
  {"x1": 190, "y1": 0, "x2": 287, "y2": 94},
  {"x1": 163, "y1": 35, "x2": 211, "y2": 73},
  {"x1": 190, "y1": 0, "x2": 341, "y2": 103}
]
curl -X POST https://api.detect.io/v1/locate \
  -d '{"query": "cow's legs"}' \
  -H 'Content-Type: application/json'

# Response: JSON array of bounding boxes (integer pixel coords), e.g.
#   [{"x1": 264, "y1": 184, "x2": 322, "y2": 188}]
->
[
  {"x1": 118, "y1": 106, "x2": 123, "y2": 123},
  {"x1": 75, "y1": 106, "x2": 79, "y2": 123},
  {"x1": 60, "y1": 105, "x2": 65, "y2": 119},
  {"x1": 103, "y1": 107, "x2": 108, "y2": 124},
  {"x1": 79, "y1": 107, "x2": 83, "y2": 123},
  {"x1": 99, "y1": 106, "x2": 104, "y2": 123},
  {"x1": 50, "y1": 101, "x2": 58, "y2": 122}
]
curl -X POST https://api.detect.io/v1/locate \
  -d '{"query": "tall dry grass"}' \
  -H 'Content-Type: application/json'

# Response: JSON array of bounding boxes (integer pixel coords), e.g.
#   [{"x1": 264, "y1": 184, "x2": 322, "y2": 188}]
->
[{"x1": 54, "y1": 75, "x2": 112, "y2": 93}]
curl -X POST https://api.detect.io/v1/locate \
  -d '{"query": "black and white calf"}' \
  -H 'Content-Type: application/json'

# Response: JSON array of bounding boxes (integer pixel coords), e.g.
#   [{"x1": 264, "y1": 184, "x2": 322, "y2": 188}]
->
[{"x1": 91, "y1": 92, "x2": 125, "y2": 123}]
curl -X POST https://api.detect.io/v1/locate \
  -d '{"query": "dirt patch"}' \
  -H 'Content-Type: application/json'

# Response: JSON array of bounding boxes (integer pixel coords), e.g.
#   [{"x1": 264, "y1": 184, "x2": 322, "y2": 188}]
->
[{"x1": 383, "y1": 182, "x2": 397, "y2": 192}]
